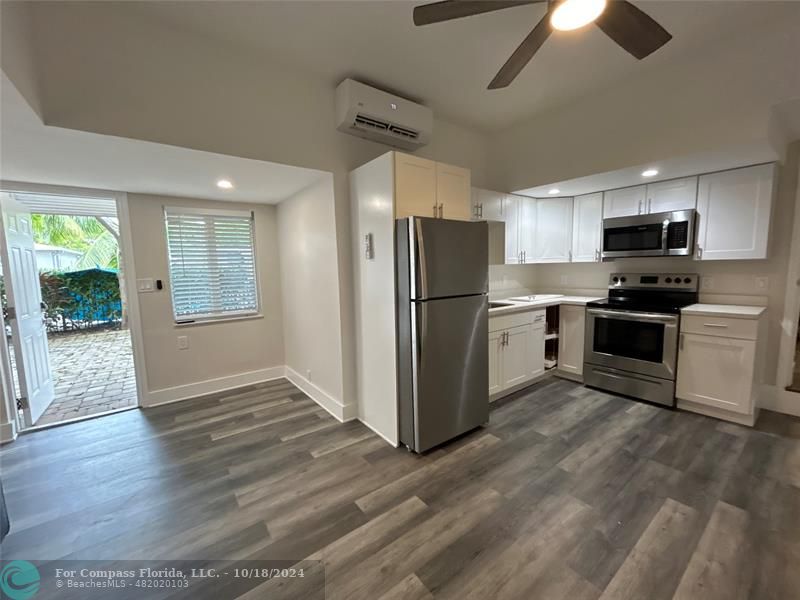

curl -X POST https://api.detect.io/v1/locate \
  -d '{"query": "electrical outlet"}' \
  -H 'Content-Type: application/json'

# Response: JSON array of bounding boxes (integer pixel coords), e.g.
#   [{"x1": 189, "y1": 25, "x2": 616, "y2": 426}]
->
[
  {"x1": 177, "y1": 335, "x2": 189, "y2": 350},
  {"x1": 560, "y1": 275, "x2": 569, "y2": 285},
  {"x1": 701, "y1": 276, "x2": 714, "y2": 290},
  {"x1": 755, "y1": 276, "x2": 769, "y2": 291}
]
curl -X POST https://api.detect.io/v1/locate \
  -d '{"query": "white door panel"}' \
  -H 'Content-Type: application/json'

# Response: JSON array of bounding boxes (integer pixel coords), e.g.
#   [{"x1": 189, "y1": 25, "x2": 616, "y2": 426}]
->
[
  {"x1": 603, "y1": 186, "x2": 646, "y2": 218},
  {"x1": 572, "y1": 193, "x2": 602, "y2": 262},
  {"x1": 645, "y1": 176, "x2": 697, "y2": 213},
  {"x1": 1, "y1": 193, "x2": 55, "y2": 426}
]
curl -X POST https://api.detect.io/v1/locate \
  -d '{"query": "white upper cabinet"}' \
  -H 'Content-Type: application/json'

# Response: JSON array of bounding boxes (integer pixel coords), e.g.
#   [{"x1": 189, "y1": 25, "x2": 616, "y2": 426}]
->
[
  {"x1": 394, "y1": 153, "x2": 471, "y2": 221},
  {"x1": 436, "y1": 162, "x2": 471, "y2": 220},
  {"x1": 394, "y1": 153, "x2": 437, "y2": 219},
  {"x1": 518, "y1": 195, "x2": 537, "y2": 263},
  {"x1": 603, "y1": 185, "x2": 646, "y2": 218},
  {"x1": 695, "y1": 164, "x2": 775, "y2": 261},
  {"x1": 645, "y1": 176, "x2": 697, "y2": 214},
  {"x1": 571, "y1": 192, "x2": 603, "y2": 262},
  {"x1": 504, "y1": 194, "x2": 520, "y2": 264},
  {"x1": 471, "y1": 187, "x2": 505, "y2": 221},
  {"x1": 534, "y1": 197, "x2": 573, "y2": 263}
]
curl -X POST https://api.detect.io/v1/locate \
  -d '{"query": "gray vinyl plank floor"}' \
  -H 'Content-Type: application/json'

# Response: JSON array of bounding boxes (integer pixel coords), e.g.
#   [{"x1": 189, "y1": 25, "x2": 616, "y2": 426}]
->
[{"x1": 1, "y1": 376, "x2": 798, "y2": 599}]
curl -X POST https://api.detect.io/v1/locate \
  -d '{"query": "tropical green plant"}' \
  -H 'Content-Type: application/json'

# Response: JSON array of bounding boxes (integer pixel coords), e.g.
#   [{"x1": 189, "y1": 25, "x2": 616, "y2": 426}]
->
[{"x1": 31, "y1": 214, "x2": 119, "y2": 269}]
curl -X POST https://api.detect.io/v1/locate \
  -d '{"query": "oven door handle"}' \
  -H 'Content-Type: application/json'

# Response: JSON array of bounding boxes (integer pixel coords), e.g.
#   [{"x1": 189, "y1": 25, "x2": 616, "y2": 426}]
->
[{"x1": 587, "y1": 308, "x2": 678, "y2": 323}]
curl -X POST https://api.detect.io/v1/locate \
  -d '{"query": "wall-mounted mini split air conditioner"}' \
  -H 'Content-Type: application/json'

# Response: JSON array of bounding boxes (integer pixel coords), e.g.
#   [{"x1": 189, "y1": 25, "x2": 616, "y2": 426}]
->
[{"x1": 335, "y1": 79, "x2": 433, "y2": 150}]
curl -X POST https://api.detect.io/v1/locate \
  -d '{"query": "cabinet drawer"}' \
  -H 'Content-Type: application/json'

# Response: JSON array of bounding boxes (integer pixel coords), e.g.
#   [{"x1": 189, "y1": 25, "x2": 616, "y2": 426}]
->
[
  {"x1": 489, "y1": 309, "x2": 543, "y2": 332},
  {"x1": 681, "y1": 315, "x2": 758, "y2": 340}
]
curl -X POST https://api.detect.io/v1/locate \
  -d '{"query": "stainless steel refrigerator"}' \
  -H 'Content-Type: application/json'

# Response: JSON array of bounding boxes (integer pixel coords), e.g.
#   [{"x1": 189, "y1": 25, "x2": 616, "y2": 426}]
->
[{"x1": 396, "y1": 217, "x2": 489, "y2": 452}]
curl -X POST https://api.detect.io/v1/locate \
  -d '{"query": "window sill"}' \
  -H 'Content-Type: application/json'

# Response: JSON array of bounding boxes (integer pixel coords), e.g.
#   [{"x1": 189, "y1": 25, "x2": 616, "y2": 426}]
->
[{"x1": 174, "y1": 313, "x2": 264, "y2": 328}]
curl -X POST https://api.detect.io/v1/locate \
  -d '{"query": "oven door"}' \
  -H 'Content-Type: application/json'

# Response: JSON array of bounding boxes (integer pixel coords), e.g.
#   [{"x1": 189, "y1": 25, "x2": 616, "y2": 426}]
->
[{"x1": 584, "y1": 308, "x2": 678, "y2": 380}]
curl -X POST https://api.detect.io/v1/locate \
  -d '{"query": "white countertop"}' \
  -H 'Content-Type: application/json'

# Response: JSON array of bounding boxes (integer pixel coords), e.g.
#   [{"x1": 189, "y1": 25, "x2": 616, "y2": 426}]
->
[
  {"x1": 489, "y1": 295, "x2": 603, "y2": 316},
  {"x1": 681, "y1": 303, "x2": 767, "y2": 319}
]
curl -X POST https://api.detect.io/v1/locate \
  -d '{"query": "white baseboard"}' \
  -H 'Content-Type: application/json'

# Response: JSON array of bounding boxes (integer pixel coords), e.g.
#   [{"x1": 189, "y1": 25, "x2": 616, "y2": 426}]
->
[
  {"x1": 144, "y1": 366, "x2": 287, "y2": 407},
  {"x1": 677, "y1": 399, "x2": 757, "y2": 427},
  {"x1": 358, "y1": 415, "x2": 399, "y2": 447},
  {"x1": 761, "y1": 385, "x2": 800, "y2": 417},
  {"x1": 0, "y1": 419, "x2": 17, "y2": 444},
  {"x1": 284, "y1": 367, "x2": 356, "y2": 423}
]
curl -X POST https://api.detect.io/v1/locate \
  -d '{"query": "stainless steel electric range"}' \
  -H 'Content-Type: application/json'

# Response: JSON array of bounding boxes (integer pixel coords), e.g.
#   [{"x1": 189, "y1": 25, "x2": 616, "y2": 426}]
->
[{"x1": 583, "y1": 272, "x2": 699, "y2": 407}]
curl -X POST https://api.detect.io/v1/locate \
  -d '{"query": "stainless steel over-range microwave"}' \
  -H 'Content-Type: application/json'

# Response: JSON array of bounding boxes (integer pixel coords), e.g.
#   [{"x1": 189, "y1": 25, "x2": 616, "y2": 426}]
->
[{"x1": 602, "y1": 209, "x2": 695, "y2": 260}]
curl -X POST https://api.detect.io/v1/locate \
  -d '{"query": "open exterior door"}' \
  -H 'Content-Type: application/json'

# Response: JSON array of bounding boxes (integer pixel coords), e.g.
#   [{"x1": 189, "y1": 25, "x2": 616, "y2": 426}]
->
[{"x1": 0, "y1": 193, "x2": 55, "y2": 426}]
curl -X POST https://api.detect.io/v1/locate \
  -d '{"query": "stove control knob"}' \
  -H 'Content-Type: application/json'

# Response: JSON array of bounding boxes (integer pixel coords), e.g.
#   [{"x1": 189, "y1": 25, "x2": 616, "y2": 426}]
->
[
  {"x1": 665, "y1": 277, "x2": 672, "y2": 283},
  {"x1": 612, "y1": 276, "x2": 619, "y2": 283},
  {"x1": 683, "y1": 277, "x2": 692, "y2": 284},
  {"x1": 676, "y1": 279, "x2": 682, "y2": 285},
  {"x1": 620, "y1": 276, "x2": 627, "y2": 283}
]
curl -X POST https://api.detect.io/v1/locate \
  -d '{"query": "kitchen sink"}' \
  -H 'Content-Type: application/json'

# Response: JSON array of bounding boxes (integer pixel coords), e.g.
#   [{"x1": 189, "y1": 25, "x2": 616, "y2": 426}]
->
[
  {"x1": 488, "y1": 301, "x2": 517, "y2": 309},
  {"x1": 508, "y1": 294, "x2": 563, "y2": 303}
]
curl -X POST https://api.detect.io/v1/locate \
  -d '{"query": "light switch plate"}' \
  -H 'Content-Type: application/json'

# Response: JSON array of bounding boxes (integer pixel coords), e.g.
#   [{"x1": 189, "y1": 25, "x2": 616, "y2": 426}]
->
[
  {"x1": 137, "y1": 278, "x2": 155, "y2": 293},
  {"x1": 177, "y1": 336, "x2": 189, "y2": 350},
  {"x1": 755, "y1": 276, "x2": 769, "y2": 291},
  {"x1": 701, "y1": 276, "x2": 714, "y2": 290}
]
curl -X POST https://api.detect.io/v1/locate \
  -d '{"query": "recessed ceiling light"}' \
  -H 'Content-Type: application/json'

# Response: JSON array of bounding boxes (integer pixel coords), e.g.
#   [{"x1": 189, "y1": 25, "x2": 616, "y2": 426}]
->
[
  {"x1": 641, "y1": 169, "x2": 659, "y2": 178},
  {"x1": 548, "y1": 188, "x2": 560, "y2": 195},
  {"x1": 216, "y1": 179, "x2": 234, "y2": 189},
  {"x1": 551, "y1": 0, "x2": 607, "y2": 32}
]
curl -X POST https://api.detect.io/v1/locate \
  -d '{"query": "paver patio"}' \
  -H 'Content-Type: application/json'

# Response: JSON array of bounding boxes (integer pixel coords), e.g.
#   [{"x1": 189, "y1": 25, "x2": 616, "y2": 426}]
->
[{"x1": 10, "y1": 328, "x2": 137, "y2": 426}]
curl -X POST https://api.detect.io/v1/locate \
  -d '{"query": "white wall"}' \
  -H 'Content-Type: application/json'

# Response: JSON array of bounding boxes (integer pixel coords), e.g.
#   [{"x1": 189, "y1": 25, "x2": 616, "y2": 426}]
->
[
  {"x1": 487, "y1": 14, "x2": 800, "y2": 192},
  {"x1": 126, "y1": 194, "x2": 285, "y2": 404},
  {"x1": 1, "y1": 1, "x2": 490, "y2": 412},
  {"x1": 277, "y1": 174, "x2": 352, "y2": 420}
]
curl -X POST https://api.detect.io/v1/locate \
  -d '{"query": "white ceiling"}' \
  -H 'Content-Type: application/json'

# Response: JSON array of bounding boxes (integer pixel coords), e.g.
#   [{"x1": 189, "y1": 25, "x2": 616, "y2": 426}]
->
[
  {"x1": 130, "y1": 0, "x2": 800, "y2": 131},
  {"x1": 515, "y1": 143, "x2": 780, "y2": 197},
  {"x1": 0, "y1": 74, "x2": 326, "y2": 204}
]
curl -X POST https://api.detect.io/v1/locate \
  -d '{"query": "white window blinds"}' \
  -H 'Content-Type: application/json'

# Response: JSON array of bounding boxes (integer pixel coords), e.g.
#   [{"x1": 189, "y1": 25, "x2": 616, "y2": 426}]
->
[{"x1": 164, "y1": 207, "x2": 259, "y2": 321}]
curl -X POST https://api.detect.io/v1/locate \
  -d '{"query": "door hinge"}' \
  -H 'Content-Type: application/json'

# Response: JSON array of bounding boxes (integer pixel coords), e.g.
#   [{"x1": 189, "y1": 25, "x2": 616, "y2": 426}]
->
[
  {"x1": 16, "y1": 396, "x2": 28, "y2": 410},
  {"x1": 6, "y1": 306, "x2": 16, "y2": 321}
]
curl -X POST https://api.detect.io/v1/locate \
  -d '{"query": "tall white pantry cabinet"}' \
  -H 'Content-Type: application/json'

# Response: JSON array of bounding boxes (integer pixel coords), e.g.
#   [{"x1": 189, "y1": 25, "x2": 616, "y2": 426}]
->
[{"x1": 350, "y1": 152, "x2": 472, "y2": 446}]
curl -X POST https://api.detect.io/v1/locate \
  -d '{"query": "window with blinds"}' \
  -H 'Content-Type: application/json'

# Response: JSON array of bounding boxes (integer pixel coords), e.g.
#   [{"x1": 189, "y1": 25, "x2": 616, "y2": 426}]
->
[{"x1": 164, "y1": 207, "x2": 259, "y2": 321}]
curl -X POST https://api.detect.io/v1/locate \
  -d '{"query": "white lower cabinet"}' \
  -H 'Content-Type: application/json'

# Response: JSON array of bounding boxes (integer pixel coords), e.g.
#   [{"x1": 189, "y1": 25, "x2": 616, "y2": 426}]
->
[
  {"x1": 676, "y1": 311, "x2": 765, "y2": 424},
  {"x1": 557, "y1": 305, "x2": 585, "y2": 379},
  {"x1": 489, "y1": 310, "x2": 546, "y2": 399},
  {"x1": 488, "y1": 330, "x2": 503, "y2": 396},
  {"x1": 503, "y1": 325, "x2": 534, "y2": 388}
]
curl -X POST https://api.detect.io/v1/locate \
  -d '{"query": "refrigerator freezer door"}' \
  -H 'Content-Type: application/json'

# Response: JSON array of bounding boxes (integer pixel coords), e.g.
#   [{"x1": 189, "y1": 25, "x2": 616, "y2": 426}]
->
[
  {"x1": 409, "y1": 293, "x2": 488, "y2": 452},
  {"x1": 403, "y1": 217, "x2": 488, "y2": 300}
]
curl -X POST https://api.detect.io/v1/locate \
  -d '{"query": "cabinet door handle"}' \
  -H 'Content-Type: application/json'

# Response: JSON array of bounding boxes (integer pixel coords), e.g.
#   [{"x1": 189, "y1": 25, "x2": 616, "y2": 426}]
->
[
  {"x1": 479, "y1": 203, "x2": 483, "y2": 218},
  {"x1": 697, "y1": 246, "x2": 703, "y2": 259},
  {"x1": 638, "y1": 199, "x2": 643, "y2": 214},
  {"x1": 703, "y1": 323, "x2": 729, "y2": 328},
  {"x1": 433, "y1": 204, "x2": 438, "y2": 218},
  {"x1": 568, "y1": 250, "x2": 572, "y2": 262},
  {"x1": 439, "y1": 203, "x2": 444, "y2": 219},
  {"x1": 648, "y1": 198, "x2": 652, "y2": 213}
]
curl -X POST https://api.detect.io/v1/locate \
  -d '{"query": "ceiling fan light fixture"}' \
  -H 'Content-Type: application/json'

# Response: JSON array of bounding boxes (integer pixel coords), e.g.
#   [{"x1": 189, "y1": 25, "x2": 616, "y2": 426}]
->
[{"x1": 550, "y1": 0, "x2": 607, "y2": 32}]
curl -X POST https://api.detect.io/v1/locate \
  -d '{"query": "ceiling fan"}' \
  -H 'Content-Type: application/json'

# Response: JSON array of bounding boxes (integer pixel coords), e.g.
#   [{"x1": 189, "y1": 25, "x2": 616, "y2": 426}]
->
[{"x1": 413, "y1": 0, "x2": 672, "y2": 89}]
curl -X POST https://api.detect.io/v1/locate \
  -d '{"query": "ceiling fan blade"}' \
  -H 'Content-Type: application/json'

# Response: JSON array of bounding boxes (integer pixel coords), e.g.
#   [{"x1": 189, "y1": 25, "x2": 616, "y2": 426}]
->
[
  {"x1": 413, "y1": 0, "x2": 543, "y2": 26},
  {"x1": 594, "y1": 0, "x2": 672, "y2": 60},
  {"x1": 488, "y1": 9, "x2": 552, "y2": 89}
]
